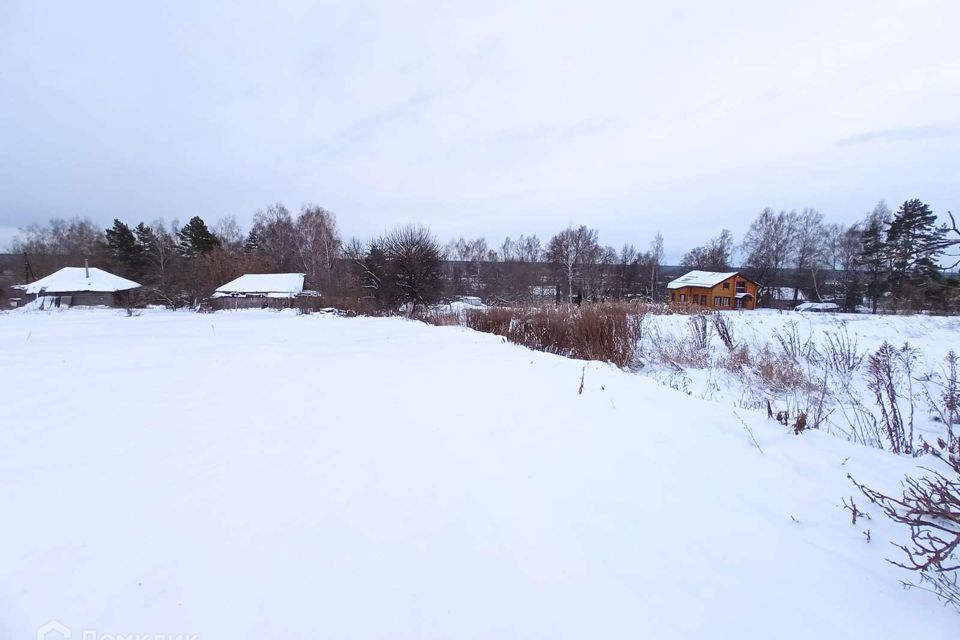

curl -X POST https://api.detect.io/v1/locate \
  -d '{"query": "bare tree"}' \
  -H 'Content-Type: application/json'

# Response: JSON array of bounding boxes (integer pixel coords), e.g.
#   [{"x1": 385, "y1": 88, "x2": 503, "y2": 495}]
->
[
  {"x1": 546, "y1": 225, "x2": 599, "y2": 301},
  {"x1": 516, "y1": 234, "x2": 543, "y2": 263},
  {"x1": 11, "y1": 216, "x2": 106, "y2": 275},
  {"x1": 295, "y1": 204, "x2": 341, "y2": 292},
  {"x1": 135, "y1": 219, "x2": 178, "y2": 305},
  {"x1": 247, "y1": 203, "x2": 298, "y2": 271},
  {"x1": 792, "y1": 208, "x2": 826, "y2": 303},
  {"x1": 682, "y1": 229, "x2": 734, "y2": 272},
  {"x1": 381, "y1": 225, "x2": 444, "y2": 310},
  {"x1": 649, "y1": 232, "x2": 664, "y2": 301},
  {"x1": 616, "y1": 243, "x2": 638, "y2": 299},
  {"x1": 213, "y1": 216, "x2": 245, "y2": 252},
  {"x1": 742, "y1": 208, "x2": 797, "y2": 305}
]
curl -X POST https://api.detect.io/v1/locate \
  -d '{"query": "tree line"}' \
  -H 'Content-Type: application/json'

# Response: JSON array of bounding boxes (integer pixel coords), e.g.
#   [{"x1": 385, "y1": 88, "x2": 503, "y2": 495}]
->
[{"x1": 5, "y1": 198, "x2": 958, "y2": 312}]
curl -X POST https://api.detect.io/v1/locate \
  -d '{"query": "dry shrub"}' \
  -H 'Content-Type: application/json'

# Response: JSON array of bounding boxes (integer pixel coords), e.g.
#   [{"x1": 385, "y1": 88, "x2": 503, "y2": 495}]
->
[
  {"x1": 922, "y1": 351, "x2": 960, "y2": 432},
  {"x1": 712, "y1": 312, "x2": 735, "y2": 351},
  {"x1": 323, "y1": 295, "x2": 394, "y2": 317},
  {"x1": 823, "y1": 321, "x2": 864, "y2": 373},
  {"x1": 660, "y1": 301, "x2": 700, "y2": 315},
  {"x1": 753, "y1": 345, "x2": 810, "y2": 392},
  {"x1": 569, "y1": 304, "x2": 643, "y2": 367},
  {"x1": 510, "y1": 306, "x2": 573, "y2": 355},
  {"x1": 853, "y1": 439, "x2": 960, "y2": 611},
  {"x1": 465, "y1": 307, "x2": 516, "y2": 335},
  {"x1": 688, "y1": 313, "x2": 712, "y2": 351},
  {"x1": 459, "y1": 303, "x2": 645, "y2": 368},
  {"x1": 946, "y1": 352, "x2": 960, "y2": 427},
  {"x1": 650, "y1": 328, "x2": 709, "y2": 369},
  {"x1": 417, "y1": 310, "x2": 462, "y2": 326},
  {"x1": 866, "y1": 342, "x2": 918, "y2": 455},
  {"x1": 774, "y1": 321, "x2": 820, "y2": 364},
  {"x1": 720, "y1": 344, "x2": 751, "y2": 372}
]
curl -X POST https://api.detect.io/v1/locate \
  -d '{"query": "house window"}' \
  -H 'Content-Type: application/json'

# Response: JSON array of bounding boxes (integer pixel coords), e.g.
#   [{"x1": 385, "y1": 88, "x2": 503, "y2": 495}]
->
[
  {"x1": 736, "y1": 298, "x2": 744, "y2": 309},
  {"x1": 736, "y1": 281, "x2": 746, "y2": 293},
  {"x1": 723, "y1": 297, "x2": 731, "y2": 306},
  {"x1": 714, "y1": 296, "x2": 721, "y2": 306},
  {"x1": 679, "y1": 293, "x2": 687, "y2": 302},
  {"x1": 722, "y1": 282, "x2": 730, "y2": 289}
]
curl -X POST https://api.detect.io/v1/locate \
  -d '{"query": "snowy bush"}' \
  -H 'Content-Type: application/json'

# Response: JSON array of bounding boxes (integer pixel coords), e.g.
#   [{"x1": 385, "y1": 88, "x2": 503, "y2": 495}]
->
[{"x1": 853, "y1": 442, "x2": 960, "y2": 612}]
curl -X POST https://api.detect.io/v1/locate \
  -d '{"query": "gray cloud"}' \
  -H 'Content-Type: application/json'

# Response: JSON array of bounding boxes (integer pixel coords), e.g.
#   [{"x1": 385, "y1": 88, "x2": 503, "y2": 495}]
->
[
  {"x1": 1, "y1": 0, "x2": 958, "y2": 256},
  {"x1": 837, "y1": 125, "x2": 957, "y2": 146}
]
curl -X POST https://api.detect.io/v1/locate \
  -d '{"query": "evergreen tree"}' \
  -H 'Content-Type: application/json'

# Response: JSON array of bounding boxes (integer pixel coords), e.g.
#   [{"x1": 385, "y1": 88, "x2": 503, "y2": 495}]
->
[
  {"x1": 243, "y1": 227, "x2": 264, "y2": 254},
  {"x1": 885, "y1": 199, "x2": 946, "y2": 297},
  {"x1": 105, "y1": 219, "x2": 145, "y2": 279},
  {"x1": 176, "y1": 216, "x2": 219, "y2": 257},
  {"x1": 857, "y1": 202, "x2": 892, "y2": 313}
]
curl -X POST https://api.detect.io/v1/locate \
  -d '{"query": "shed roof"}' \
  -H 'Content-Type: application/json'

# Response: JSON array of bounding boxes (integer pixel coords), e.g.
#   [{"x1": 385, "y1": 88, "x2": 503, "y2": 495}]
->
[
  {"x1": 18, "y1": 267, "x2": 141, "y2": 294},
  {"x1": 214, "y1": 273, "x2": 306, "y2": 297},
  {"x1": 667, "y1": 270, "x2": 739, "y2": 290}
]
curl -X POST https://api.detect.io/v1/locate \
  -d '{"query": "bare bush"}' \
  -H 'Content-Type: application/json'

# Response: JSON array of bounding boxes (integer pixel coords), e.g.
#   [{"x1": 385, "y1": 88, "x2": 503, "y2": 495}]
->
[
  {"x1": 946, "y1": 352, "x2": 960, "y2": 428},
  {"x1": 712, "y1": 312, "x2": 735, "y2": 351},
  {"x1": 752, "y1": 345, "x2": 810, "y2": 392},
  {"x1": 921, "y1": 351, "x2": 960, "y2": 437},
  {"x1": 720, "y1": 344, "x2": 751, "y2": 372},
  {"x1": 852, "y1": 441, "x2": 960, "y2": 611},
  {"x1": 688, "y1": 314, "x2": 712, "y2": 350},
  {"x1": 457, "y1": 303, "x2": 645, "y2": 368},
  {"x1": 464, "y1": 307, "x2": 516, "y2": 336},
  {"x1": 866, "y1": 342, "x2": 918, "y2": 455},
  {"x1": 823, "y1": 321, "x2": 865, "y2": 373},
  {"x1": 569, "y1": 304, "x2": 643, "y2": 367},
  {"x1": 774, "y1": 321, "x2": 819, "y2": 365}
]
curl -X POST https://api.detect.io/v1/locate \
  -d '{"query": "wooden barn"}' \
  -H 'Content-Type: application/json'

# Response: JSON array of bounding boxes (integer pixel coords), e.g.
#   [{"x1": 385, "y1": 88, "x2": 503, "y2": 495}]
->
[
  {"x1": 15, "y1": 265, "x2": 141, "y2": 309},
  {"x1": 210, "y1": 273, "x2": 308, "y2": 310},
  {"x1": 667, "y1": 271, "x2": 760, "y2": 310}
]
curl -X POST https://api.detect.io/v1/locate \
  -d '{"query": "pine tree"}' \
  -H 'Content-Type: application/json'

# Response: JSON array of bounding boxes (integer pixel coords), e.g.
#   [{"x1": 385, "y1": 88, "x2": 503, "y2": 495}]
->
[
  {"x1": 857, "y1": 202, "x2": 892, "y2": 313},
  {"x1": 176, "y1": 216, "x2": 219, "y2": 258},
  {"x1": 243, "y1": 227, "x2": 263, "y2": 254},
  {"x1": 885, "y1": 199, "x2": 946, "y2": 297},
  {"x1": 105, "y1": 219, "x2": 145, "y2": 279}
]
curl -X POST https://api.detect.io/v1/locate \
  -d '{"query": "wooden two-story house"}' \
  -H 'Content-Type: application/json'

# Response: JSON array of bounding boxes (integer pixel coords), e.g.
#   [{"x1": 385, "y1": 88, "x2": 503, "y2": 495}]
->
[{"x1": 667, "y1": 271, "x2": 760, "y2": 310}]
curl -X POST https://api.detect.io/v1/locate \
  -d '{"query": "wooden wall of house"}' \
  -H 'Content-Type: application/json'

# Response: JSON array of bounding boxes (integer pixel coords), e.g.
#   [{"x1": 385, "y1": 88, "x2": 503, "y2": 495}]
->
[{"x1": 208, "y1": 297, "x2": 296, "y2": 311}]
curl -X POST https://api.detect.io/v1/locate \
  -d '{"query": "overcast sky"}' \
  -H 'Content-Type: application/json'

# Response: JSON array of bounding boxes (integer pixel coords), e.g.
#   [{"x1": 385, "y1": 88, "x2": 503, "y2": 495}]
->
[{"x1": 1, "y1": 0, "x2": 958, "y2": 259}]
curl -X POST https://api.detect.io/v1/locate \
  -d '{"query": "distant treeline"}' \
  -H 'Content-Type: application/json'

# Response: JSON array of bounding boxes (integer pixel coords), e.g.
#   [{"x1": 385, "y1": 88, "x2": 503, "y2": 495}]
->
[{"x1": 3, "y1": 199, "x2": 958, "y2": 313}]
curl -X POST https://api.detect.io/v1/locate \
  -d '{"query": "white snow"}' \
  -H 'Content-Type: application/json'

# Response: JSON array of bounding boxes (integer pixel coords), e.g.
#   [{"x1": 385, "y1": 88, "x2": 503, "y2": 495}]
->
[
  {"x1": 0, "y1": 309, "x2": 956, "y2": 639},
  {"x1": 795, "y1": 301, "x2": 840, "y2": 312},
  {"x1": 17, "y1": 267, "x2": 141, "y2": 294},
  {"x1": 667, "y1": 270, "x2": 740, "y2": 289},
  {"x1": 213, "y1": 273, "x2": 305, "y2": 297}
]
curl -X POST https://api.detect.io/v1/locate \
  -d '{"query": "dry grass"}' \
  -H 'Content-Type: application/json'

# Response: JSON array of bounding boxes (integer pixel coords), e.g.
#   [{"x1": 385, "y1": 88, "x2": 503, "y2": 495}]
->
[{"x1": 453, "y1": 303, "x2": 645, "y2": 368}]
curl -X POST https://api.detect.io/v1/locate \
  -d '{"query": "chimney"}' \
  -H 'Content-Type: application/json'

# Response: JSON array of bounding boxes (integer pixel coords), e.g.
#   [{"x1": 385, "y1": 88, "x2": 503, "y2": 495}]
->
[{"x1": 85, "y1": 258, "x2": 89, "y2": 278}]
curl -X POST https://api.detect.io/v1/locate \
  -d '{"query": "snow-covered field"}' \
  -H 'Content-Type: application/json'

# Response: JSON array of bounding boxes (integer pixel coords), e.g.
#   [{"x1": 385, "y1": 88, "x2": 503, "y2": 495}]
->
[
  {"x1": 639, "y1": 309, "x2": 960, "y2": 447},
  {"x1": 1, "y1": 309, "x2": 957, "y2": 638}
]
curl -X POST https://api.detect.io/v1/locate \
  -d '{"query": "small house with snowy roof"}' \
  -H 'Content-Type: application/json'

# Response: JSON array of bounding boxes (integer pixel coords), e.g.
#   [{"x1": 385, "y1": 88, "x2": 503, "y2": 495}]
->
[
  {"x1": 210, "y1": 273, "x2": 309, "y2": 310},
  {"x1": 667, "y1": 270, "x2": 760, "y2": 310},
  {"x1": 15, "y1": 264, "x2": 141, "y2": 309}
]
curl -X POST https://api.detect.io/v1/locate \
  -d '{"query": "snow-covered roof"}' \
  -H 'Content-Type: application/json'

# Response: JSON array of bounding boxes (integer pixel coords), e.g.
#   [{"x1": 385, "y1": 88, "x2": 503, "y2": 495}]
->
[
  {"x1": 18, "y1": 267, "x2": 141, "y2": 294},
  {"x1": 667, "y1": 270, "x2": 739, "y2": 289},
  {"x1": 214, "y1": 273, "x2": 305, "y2": 297},
  {"x1": 795, "y1": 302, "x2": 839, "y2": 312}
]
